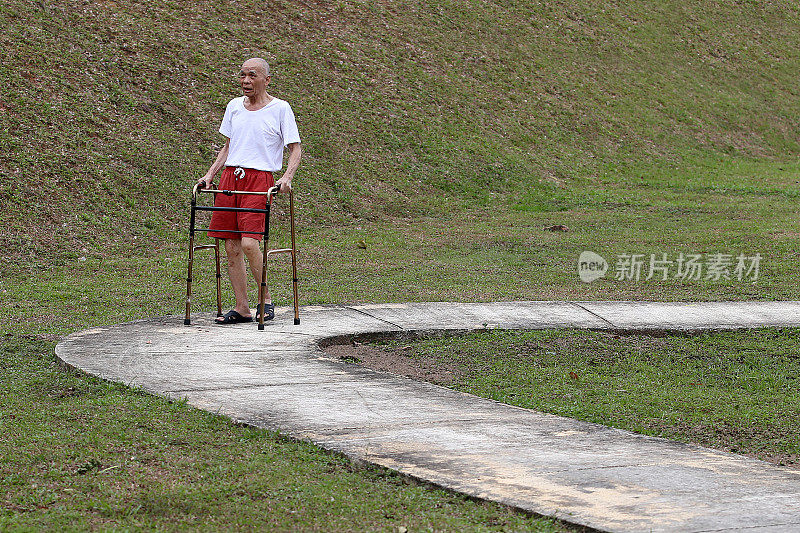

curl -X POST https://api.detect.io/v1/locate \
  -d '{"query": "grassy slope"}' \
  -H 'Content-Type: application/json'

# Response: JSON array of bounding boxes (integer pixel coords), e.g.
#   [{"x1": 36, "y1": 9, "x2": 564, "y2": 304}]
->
[
  {"x1": 2, "y1": 1, "x2": 800, "y2": 335},
  {"x1": 1, "y1": 1, "x2": 799, "y2": 336},
  {"x1": 2, "y1": 0, "x2": 800, "y2": 265}
]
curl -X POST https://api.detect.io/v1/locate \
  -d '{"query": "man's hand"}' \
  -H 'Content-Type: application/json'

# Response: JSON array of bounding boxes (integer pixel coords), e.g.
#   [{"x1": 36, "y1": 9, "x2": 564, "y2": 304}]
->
[
  {"x1": 275, "y1": 176, "x2": 292, "y2": 193},
  {"x1": 197, "y1": 175, "x2": 214, "y2": 189},
  {"x1": 276, "y1": 142, "x2": 301, "y2": 194}
]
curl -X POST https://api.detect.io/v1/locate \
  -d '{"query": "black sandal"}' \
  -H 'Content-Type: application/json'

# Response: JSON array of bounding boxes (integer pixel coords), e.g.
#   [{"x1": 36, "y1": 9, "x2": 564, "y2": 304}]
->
[
  {"x1": 215, "y1": 310, "x2": 253, "y2": 325},
  {"x1": 256, "y1": 303, "x2": 275, "y2": 321}
]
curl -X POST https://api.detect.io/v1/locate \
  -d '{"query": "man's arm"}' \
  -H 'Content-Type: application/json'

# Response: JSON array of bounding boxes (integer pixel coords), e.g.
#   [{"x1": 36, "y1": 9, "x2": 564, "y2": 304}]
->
[
  {"x1": 276, "y1": 142, "x2": 301, "y2": 193},
  {"x1": 197, "y1": 139, "x2": 230, "y2": 188}
]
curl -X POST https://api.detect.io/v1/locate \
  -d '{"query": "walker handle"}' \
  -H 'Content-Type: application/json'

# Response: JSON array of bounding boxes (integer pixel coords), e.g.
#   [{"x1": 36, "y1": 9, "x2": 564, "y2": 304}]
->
[{"x1": 193, "y1": 182, "x2": 215, "y2": 193}]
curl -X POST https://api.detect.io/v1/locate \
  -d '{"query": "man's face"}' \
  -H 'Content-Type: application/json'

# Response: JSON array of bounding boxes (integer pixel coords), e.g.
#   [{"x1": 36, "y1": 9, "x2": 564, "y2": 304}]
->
[{"x1": 238, "y1": 62, "x2": 270, "y2": 97}]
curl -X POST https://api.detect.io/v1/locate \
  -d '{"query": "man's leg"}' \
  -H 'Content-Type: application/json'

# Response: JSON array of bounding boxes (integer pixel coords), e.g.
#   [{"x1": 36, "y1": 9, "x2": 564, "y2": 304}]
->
[
  {"x1": 240, "y1": 236, "x2": 271, "y2": 305},
  {"x1": 223, "y1": 238, "x2": 253, "y2": 318}
]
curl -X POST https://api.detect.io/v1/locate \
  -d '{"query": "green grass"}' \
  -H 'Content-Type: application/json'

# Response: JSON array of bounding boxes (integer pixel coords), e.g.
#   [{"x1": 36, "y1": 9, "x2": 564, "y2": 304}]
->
[
  {"x1": 1, "y1": 336, "x2": 577, "y2": 532},
  {"x1": 366, "y1": 328, "x2": 800, "y2": 465},
  {"x1": 3, "y1": 0, "x2": 800, "y2": 529}
]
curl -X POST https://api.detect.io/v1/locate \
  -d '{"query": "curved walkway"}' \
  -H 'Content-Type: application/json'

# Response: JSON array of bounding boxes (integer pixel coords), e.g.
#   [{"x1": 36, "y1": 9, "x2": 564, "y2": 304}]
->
[{"x1": 56, "y1": 301, "x2": 800, "y2": 532}]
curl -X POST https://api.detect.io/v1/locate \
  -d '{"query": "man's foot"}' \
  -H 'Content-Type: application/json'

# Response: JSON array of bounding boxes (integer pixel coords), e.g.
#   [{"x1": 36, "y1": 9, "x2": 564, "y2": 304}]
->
[
  {"x1": 256, "y1": 303, "x2": 275, "y2": 321},
  {"x1": 215, "y1": 309, "x2": 253, "y2": 325}
]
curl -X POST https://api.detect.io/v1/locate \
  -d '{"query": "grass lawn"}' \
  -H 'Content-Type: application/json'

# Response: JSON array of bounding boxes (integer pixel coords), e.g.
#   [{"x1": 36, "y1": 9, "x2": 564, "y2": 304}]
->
[{"x1": 1, "y1": 336, "x2": 581, "y2": 532}]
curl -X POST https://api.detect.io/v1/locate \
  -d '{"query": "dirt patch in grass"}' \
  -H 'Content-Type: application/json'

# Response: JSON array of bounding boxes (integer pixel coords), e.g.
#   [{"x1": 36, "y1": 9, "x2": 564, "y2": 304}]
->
[{"x1": 325, "y1": 342, "x2": 464, "y2": 385}]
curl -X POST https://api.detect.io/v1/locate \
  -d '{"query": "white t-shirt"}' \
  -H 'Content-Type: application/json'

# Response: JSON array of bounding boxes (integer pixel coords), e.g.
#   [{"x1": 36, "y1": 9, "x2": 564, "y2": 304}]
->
[{"x1": 219, "y1": 96, "x2": 301, "y2": 172}]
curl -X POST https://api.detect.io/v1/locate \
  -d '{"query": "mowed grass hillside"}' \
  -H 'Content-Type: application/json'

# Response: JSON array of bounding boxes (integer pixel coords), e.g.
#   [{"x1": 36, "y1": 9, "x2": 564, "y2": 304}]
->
[{"x1": 2, "y1": 1, "x2": 800, "y2": 332}]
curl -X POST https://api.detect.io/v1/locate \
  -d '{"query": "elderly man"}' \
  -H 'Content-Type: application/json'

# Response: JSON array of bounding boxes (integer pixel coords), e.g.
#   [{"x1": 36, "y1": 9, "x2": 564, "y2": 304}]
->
[{"x1": 198, "y1": 58, "x2": 301, "y2": 324}]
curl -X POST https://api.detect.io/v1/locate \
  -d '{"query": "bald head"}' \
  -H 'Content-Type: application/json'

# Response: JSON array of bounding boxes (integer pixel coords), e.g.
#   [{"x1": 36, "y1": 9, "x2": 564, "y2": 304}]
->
[{"x1": 242, "y1": 57, "x2": 270, "y2": 77}]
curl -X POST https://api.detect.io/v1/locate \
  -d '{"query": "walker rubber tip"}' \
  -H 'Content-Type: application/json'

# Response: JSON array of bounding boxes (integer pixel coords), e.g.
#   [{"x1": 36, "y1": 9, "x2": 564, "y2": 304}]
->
[
  {"x1": 184, "y1": 319, "x2": 191, "y2": 325},
  {"x1": 294, "y1": 319, "x2": 300, "y2": 325},
  {"x1": 258, "y1": 323, "x2": 265, "y2": 331}
]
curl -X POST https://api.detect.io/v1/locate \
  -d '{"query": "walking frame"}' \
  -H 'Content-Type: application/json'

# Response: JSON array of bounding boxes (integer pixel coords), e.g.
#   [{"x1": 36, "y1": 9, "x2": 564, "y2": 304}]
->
[{"x1": 184, "y1": 182, "x2": 300, "y2": 330}]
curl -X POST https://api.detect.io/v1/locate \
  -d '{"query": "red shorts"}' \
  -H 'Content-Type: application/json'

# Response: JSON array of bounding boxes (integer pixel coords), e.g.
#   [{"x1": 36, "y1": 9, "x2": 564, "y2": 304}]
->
[{"x1": 207, "y1": 166, "x2": 274, "y2": 240}]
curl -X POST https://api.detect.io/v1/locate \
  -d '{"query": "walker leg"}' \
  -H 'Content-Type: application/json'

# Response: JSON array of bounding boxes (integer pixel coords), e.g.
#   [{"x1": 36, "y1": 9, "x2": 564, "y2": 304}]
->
[
  {"x1": 289, "y1": 190, "x2": 300, "y2": 325},
  {"x1": 185, "y1": 199, "x2": 198, "y2": 326},
  {"x1": 214, "y1": 238, "x2": 222, "y2": 317},
  {"x1": 185, "y1": 240, "x2": 195, "y2": 325},
  {"x1": 258, "y1": 205, "x2": 270, "y2": 331}
]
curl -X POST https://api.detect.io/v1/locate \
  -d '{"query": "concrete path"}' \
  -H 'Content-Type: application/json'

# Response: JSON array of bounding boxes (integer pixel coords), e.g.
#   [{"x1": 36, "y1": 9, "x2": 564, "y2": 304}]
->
[{"x1": 56, "y1": 301, "x2": 800, "y2": 532}]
